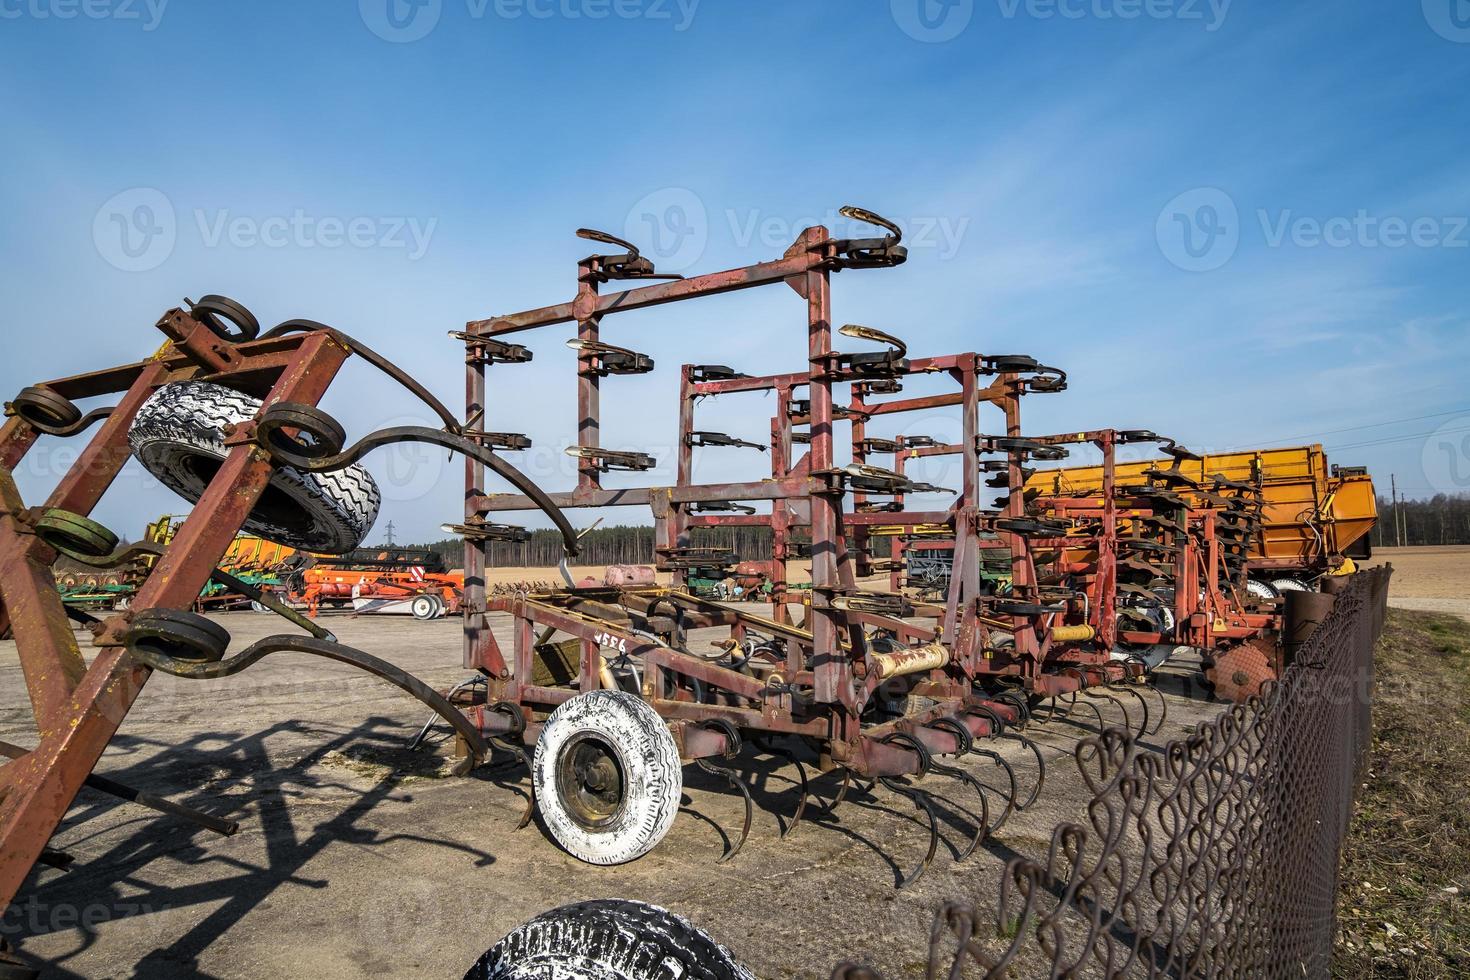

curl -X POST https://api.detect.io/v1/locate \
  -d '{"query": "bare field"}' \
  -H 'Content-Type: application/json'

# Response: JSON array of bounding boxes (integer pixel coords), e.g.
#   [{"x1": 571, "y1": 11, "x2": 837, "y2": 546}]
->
[{"x1": 1361, "y1": 546, "x2": 1470, "y2": 622}]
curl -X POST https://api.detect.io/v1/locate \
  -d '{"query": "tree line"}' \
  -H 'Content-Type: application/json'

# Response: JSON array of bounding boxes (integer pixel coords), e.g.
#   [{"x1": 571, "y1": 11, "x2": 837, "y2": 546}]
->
[
  {"x1": 1370, "y1": 495, "x2": 1470, "y2": 547},
  {"x1": 412, "y1": 524, "x2": 777, "y2": 569}
]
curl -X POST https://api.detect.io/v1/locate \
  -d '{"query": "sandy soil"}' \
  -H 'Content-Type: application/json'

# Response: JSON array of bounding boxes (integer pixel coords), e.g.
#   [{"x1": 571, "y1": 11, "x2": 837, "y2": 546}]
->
[{"x1": 1361, "y1": 545, "x2": 1470, "y2": 621}]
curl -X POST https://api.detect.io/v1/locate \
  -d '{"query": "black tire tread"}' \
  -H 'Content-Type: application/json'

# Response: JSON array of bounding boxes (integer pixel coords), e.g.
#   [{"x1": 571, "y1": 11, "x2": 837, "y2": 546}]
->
[{"x1": 465, "y1": 899, "x2": 754, "y2": 980}]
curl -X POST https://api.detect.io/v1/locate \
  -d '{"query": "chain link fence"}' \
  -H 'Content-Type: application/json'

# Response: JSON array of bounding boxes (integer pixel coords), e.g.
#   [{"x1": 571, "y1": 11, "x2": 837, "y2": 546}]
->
[{"x1": 839, "y1": 566, "x2": 1392, "y2": 979}]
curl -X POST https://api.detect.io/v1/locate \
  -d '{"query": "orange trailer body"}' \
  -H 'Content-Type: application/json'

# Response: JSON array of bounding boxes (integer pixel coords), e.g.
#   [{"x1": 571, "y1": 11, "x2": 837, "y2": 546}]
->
[{"x1": 1025, "y1": 444, "x2": 1376, "y2": 574}]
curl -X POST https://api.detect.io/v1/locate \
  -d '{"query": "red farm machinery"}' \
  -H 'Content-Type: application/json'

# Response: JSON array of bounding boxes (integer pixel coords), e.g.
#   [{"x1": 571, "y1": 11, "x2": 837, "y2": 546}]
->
[{"x1": 0, "y1": 207, "x2": 1354, "y2": 971}]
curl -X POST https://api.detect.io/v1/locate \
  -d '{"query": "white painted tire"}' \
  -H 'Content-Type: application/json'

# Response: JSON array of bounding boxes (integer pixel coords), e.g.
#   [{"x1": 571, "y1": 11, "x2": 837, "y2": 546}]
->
[
  {"x1": 533, "y1": 691, "x2": 681, "y2": 865},
  {"x1": 410, "y1": 594, "x2": 439, "y2": 620},
  {"x1": 128, "y1": 380, "x2": 380, "y2": 554},
  {"x1": 465, "y1": 899, "x2": 754, "y2": 980},
  {"x1": 1271, "y1": 577, "x2": 1310, "y2": 593},
  {"x1": 1245, "y1": 578, "x2": 1280, "y2": 600}
]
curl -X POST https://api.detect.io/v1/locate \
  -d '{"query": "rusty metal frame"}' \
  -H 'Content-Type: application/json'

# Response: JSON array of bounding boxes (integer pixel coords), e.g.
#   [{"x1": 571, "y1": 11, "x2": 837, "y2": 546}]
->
[
  {"x1": 0, "y1": 309, "x2": 350, "y2": 919},
  {"x1": 456, "y1": 223, "x2": 1097, "y2": 772}
]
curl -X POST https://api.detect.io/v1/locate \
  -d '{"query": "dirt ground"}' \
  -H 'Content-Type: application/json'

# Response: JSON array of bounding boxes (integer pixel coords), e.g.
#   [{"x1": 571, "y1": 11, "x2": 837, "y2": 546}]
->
[
  {"x1": 0, "y1": 608, "x2": 1222, "y2": 980},
  {"x1": 1361, "y1": 546, "x2": 1470, "y2": 621}
]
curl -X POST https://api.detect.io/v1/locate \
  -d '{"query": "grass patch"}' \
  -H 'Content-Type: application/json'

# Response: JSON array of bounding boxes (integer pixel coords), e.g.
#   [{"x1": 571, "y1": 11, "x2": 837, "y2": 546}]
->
[{"x1": 1334, "y1": 610, "x2": 1470, "y2": 978}]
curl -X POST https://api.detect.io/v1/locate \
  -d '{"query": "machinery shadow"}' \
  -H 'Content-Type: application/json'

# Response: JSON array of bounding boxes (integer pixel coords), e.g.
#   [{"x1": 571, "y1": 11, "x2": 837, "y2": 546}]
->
[{"x1": 7, "y1": 717, "x2": 497, "y2": 979}]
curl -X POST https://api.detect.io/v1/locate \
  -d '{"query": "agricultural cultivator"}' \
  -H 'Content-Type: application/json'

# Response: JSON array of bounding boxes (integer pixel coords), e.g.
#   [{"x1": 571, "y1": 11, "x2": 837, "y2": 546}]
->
[{"x1": 0, "y1": 205, "x2": 1370, "y2": 971}]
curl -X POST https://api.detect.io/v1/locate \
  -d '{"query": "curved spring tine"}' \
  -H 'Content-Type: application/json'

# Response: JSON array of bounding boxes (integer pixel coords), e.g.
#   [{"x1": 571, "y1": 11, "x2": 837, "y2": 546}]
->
[
  {"x1": 1063, "y1": 695, "x2": 1106, "y2": 732},
  {"x1": 490, "y1": 737, "x2": 537, "y2": 829},
  {"x1": 972, "y1": 750, "x2": 1018, "y2": 835},
  {"x1": 1110, "y1": 683, "x2": 1152, "y2": 739},
  {"x1": 998, "y1": 732, "x2": 1047, "y2": 810},
  {"x1": 781, "y1": 754, "x2": 809, "y2": 839},
  {"x1": 1084, "y1": 690, "x2": 1132, "y2": 734},
  {"x1": 814, "y1": 767, "x2": 854, "y2": 818},
  {"x1": 754, "y1": 739, "x2": 810, "y2": 839},
  {"x1": 1146, "y1": 682, "x2": 1169, "y2": 734},
  {"x1": 696, "y1": 759, "x2": 753, "y2": 863},
  {"x1": 877, "y1": 777, "x2": 939, "y2": 889},
  {"x1": 926, "y1": 761, "x2": 990, "y2": 860}
]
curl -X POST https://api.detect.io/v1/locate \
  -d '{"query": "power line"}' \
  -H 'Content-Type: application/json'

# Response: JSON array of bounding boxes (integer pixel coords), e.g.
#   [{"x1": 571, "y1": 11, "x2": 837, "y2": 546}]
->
[
  {"x1": 1325, "y1": 424, "x2": 1470, "y2": 453},
  {"x1": 1227, "y1": 407, "x2": 1470, "y2": 451}
]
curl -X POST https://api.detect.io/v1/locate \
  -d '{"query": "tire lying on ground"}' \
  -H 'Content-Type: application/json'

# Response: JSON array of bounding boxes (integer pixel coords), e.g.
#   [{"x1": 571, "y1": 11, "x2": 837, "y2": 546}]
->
[
  {"x1": 464, "y1": 900, "x2": 755, "y2": 980},
  {"x1": 128, "y1": 380, "x2": 379, "y2": 554}
]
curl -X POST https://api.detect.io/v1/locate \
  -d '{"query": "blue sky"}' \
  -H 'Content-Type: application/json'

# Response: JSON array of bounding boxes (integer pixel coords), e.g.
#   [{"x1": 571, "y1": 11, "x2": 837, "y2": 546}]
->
[{"x1": 1, "y1": 0, "x2": 1467, "y2": 544}]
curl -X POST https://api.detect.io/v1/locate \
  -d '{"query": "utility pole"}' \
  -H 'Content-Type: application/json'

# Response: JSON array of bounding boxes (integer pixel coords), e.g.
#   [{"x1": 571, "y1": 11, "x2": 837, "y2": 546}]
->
[
  {"x1": 385, "y1": 520, "x2": 396, "y2": 548},
  {"x1": 1389, "y1": 476, "x2": 1398, "y2": 547}
]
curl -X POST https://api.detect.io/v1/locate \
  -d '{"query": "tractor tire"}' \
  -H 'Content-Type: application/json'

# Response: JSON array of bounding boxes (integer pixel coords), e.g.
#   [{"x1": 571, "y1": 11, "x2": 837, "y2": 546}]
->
[
  {"x1": 1271, "y1": 577, "x2": 1310, "y2": 594},
  {"x1": 533, "y1": 691, "x2": 681, "y2": 865},
  {"x1": 464, "y1": 899, "x2": 754, "y2": 980},
  {"x1": 128, "y1": 381, "x2": 379, "y2": 554}
]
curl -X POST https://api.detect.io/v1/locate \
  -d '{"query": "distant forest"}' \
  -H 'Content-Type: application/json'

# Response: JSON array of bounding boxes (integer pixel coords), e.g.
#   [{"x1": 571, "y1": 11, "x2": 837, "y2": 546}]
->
[
  {"x1": 1370, "y1": 495, "x2": 1470, "y2": 548},
  {"x1": 413, "y1": 524, "x2": 775, "y2": 568},
  {"x1": 405, "y1": 495, "x2": 1469, "y2": 567}
]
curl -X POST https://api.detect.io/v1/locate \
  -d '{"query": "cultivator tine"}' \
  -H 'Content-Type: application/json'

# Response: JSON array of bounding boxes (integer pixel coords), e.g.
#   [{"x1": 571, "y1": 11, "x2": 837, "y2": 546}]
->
[
  {"x1": 1000, "y1": 732, "x2": 1047, "y2": 810},
  {"x1": 876, "y1": 733, "x2": 941, "y2": 888},
  {"x1": 695, "y1": 758, "x2": 754, "y2": 863},
  {"x1": 1108, "y1": 682, "x2": 1152, "y2": 737},
  {"x1": 960, "y1": 704, "x2": 1046, "y2": 811},
  {"x1": 816, "y1": 767, "x2": 855, "y2": 817},
  {"x1": 1142, "y1": 682, "x2": 1169, "y2": 735},
  {"x1": 924, "y1": 759, "x2": 990, "y2": 860},
  {"x1": 753, "y1": 738, "x2": 810, "y2": 839},
  {"x1": 1057, "y1": 693, "x2": 1106, "y2": 731},
  {"x1": 1084, "y1": 689, "x2": 1135, "y2": 737},
  {"x1": 877, "y1": 776, "x2": 940, "y2": 888},
  {"x1": 971, "y1": 750, "x2": 1018, "y2": 835}
]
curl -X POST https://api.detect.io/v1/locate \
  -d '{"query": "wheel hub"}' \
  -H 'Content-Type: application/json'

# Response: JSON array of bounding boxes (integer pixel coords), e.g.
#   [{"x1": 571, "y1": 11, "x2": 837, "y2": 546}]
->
[{"x1": 557, "y1": 734, "x2": 625, "y2": 830}]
